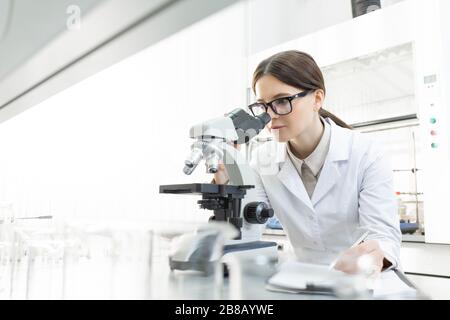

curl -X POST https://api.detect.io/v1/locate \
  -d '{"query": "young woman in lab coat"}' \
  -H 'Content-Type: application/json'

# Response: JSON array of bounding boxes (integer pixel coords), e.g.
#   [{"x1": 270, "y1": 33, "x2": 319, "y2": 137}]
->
[{"x1": 214, "y1": 50, "x2": 401, "y2": 274}]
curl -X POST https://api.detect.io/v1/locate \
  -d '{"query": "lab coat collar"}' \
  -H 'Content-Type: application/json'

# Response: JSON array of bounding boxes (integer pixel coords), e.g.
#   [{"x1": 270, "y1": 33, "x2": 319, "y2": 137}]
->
[
  {"x1": 286, "y1": 117, "x2": 331, "y2": 177},
  {"x1": 324, "y1": 117, "x2": 351, "y2": 162},
  {"x1": 274, "y1": 118, "x2": 351, "y2": 164},
  {"x1": 277, "y1": 155, "x2": 314, "y2": 211},
  {"x1": 276, "y1": 117, "x2": 352, "y2": 209}
]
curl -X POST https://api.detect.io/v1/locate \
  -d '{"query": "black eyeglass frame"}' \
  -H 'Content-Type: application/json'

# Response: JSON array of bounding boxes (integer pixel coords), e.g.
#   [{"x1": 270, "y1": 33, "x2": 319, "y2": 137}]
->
[{"x1": 248, "y1": 90, "x2": 313, "y2": 116}]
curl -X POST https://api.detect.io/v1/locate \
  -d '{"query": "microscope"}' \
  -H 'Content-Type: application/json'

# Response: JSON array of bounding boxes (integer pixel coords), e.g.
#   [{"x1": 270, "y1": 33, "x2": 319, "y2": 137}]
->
[{"x1": 159, "y1": 109, "x2": 278, "y2": 274}]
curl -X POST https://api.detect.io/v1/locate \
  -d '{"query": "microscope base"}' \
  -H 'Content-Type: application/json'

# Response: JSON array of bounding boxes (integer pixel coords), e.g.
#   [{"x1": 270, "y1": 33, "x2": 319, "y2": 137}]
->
[
  {"x1": 169, "y1": 241, "x2": 278, "y2": 276},
  {"x1": 223, "y1": 240, "x2": 278, "y2": 256},
  {"x1": 221, "y1": 241, "x2": 278, "y2": 277}
]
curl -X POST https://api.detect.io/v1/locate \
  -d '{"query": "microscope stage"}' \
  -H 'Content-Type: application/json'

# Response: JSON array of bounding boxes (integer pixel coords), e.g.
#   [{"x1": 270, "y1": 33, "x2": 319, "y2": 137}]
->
[{"x1": 159, "y1": 183, "x2": 253, "y2": 196}]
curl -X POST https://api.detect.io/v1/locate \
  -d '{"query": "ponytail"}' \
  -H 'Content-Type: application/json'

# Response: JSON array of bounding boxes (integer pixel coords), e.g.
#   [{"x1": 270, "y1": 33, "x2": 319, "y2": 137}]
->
[{"x1": 319, "y1": 108, "x2": 352, "y2": 129}]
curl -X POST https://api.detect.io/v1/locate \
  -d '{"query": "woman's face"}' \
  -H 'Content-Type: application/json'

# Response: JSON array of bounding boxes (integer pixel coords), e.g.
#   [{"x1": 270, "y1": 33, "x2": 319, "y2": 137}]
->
[{"x1": 254, "y1": 74, "x2": 321, "y2": 142}]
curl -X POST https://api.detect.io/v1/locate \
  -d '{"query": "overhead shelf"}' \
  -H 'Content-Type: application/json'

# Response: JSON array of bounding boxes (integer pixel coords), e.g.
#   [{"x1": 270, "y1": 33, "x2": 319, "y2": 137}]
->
[{"x1": 0, "y1": 0, "x2": 240, "y2": 124}]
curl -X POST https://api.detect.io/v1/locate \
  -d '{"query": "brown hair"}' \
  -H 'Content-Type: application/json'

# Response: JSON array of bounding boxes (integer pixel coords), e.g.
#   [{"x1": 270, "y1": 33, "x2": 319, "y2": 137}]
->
[{"x1": 252, "y1": 50, "x2": 351, "y2": 129}]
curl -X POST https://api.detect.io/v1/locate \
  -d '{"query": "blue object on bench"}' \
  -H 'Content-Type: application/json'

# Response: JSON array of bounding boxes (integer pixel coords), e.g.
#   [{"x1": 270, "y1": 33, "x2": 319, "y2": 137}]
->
[
  {"x1": 266, "y1": 217, "x2": 283, "y2": 230},
  {"x1": 400, "y1": 222, "x2": 419, "y2": 234}
]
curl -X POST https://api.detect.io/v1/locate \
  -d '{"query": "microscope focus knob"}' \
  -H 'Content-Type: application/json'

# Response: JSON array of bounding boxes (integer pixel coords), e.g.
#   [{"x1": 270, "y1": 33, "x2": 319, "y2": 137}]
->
[{"x1": 244, "y1": 202, "x2": 274, "y2": 224}]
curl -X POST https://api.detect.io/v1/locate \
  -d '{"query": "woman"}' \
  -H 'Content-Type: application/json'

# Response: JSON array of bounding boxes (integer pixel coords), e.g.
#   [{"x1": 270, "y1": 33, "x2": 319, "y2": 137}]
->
[{"x1": 215, "y1": 50, "x2": 401, "y2": 274}]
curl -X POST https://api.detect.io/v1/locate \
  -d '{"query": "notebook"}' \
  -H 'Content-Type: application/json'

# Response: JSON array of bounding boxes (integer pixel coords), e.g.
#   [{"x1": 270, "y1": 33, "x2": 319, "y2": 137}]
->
[
  {"x1": 267, "y1": 260, "x2": 418, "y2": 298},
  {"x1": 266, "y1": 260, "x2": 344, "y2": 295},
  {"x1": 371, "y1": 270, "x2": 417, "y2": 298}
]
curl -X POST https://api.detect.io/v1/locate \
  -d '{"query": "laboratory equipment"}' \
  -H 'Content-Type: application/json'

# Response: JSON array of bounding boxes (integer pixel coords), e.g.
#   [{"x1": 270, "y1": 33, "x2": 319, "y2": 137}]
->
[{"x1": 160, "y1": 108, "x2": 278, "y2": 273}]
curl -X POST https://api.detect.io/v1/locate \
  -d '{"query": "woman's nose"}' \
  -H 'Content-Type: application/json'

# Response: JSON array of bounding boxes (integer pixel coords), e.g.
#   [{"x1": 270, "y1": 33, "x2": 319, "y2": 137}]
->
[{"x1": 267, "y1": 108, "x2": 279, "y2": 119}]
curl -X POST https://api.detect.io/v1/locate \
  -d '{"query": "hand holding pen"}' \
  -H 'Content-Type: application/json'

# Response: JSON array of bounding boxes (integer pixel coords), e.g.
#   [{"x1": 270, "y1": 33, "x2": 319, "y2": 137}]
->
[{"x1": 329, "y1": 231, "x2": 386, "y2": 274}]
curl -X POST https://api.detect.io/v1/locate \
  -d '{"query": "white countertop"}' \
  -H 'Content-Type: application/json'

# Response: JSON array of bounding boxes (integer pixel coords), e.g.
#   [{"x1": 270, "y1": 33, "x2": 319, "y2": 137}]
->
[{"x1": 146, "y1": 255, "x2": 424, "y2": 300}]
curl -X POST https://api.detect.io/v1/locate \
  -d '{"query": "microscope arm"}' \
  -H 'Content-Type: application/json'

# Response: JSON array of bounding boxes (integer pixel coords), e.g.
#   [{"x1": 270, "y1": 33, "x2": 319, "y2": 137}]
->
[
  {"x1": 219, "y1": 142, "x2": 254, "y2": 186},
  {"x1": 219, "y1": 141, "x2": 275, "y2": 241}
]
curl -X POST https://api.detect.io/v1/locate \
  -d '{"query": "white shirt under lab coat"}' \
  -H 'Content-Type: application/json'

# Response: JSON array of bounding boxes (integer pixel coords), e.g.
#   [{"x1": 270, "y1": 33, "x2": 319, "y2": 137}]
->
[{"x1": 249, "y1": 117, "x2": 402, "y2": 268}]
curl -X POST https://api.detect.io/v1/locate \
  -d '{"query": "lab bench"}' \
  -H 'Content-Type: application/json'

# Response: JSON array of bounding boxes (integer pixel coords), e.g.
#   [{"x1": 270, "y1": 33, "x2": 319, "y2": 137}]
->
[
  {"x1": 262, "y1": 228, "x2": 450, "y2": 299},
  {"x1": 3, "y1": 238, "x2": 423, "y2": 300},
  {"x1": 148, "y1": 258, "x2": 335, "y2": 300},
  {"x1": 147, "y1": 256, "x2": 422, "y2": 300},
  {"x1": 262, "y1": 228, "x2": 428, "y2": 246}
]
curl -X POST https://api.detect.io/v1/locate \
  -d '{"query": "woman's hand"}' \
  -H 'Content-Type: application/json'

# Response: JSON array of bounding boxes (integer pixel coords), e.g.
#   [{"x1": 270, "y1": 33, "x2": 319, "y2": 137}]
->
[
  {"x1": 213, "y1": 162, "x2": 229, "y2": 184},
  {"x1": 333, "y1": 240, "x2": 385, "y2": 275},
  {"x1": 212, "y1": 141, "x2": 240, "y2": 184}
]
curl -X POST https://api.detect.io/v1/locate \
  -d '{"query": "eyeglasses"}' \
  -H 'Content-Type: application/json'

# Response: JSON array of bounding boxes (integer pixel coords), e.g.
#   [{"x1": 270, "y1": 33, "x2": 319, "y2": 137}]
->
[{"x1": 248, "y1": 90, "x2": 312, "y2": 116}]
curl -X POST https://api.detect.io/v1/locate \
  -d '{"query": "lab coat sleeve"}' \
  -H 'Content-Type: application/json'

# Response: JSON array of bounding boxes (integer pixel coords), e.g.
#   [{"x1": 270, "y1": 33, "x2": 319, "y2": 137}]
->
[
  {"x1": 248, "y1": 142, "x2": 272, "y2": 206},
  {"x1": 249, "y1": 147, "x2": 277, "y2": 228},
  {"x1": 250, "y1": 165, "x2": 281, "y2": 229},
  {"x1": 358, "y1": 143, "x2": 402, "y2": 269},
  {"x1": 249, "y1": 165, "x2": 272, "y2": 208}
]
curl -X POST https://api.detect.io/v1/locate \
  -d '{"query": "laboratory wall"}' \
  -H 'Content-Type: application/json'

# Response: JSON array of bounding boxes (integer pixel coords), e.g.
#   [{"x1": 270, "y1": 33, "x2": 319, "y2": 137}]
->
[
  {"x1": 247, "y1": 0, "x2": 406, "y2": 54},
  {"x1": 0, "y1": 0, "x2": 104, "y2": 80},
  {"x1": 0, "y1": 2, "x2": 248, "y2": 227}
]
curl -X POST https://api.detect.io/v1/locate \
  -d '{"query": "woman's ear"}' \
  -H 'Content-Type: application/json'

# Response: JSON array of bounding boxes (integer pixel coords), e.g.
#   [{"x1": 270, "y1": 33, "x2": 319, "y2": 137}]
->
[{"x1": 313, "y1": 89, "x2": 325, "y2": 112}]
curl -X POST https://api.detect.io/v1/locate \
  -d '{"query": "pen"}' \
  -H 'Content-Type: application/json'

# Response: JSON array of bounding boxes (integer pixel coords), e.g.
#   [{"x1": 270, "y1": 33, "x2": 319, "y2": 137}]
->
[{"x1": 328, "y1": 230, "x2": 370, "y2": 270}]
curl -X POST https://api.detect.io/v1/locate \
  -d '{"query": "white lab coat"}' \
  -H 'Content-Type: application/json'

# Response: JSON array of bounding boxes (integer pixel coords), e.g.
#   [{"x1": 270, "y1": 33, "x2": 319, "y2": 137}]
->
[{"x1": 250, "y1": 117, "x2": 402, "y2": 268}]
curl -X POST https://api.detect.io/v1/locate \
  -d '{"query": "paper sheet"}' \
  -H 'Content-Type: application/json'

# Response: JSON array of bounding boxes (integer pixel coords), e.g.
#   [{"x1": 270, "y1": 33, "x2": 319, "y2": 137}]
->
[
  {"x1": 266, "y1": 260, "x2": 417, "y2": 298},
  {"x1": 372, "y1": 270, "x2": 417, "y2": 298},
  {"x1": 267, "y1": 261, "x2": 342, "y2": 291}
]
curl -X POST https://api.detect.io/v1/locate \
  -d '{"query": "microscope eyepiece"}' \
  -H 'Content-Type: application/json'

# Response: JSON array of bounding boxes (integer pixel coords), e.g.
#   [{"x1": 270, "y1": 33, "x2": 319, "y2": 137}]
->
[
  {"x1": 228, "y1": 109, "x2": 271, "y2": 144},
  {"x1": 256, "y1": 112, "x2": 271, "y2": 128}
]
